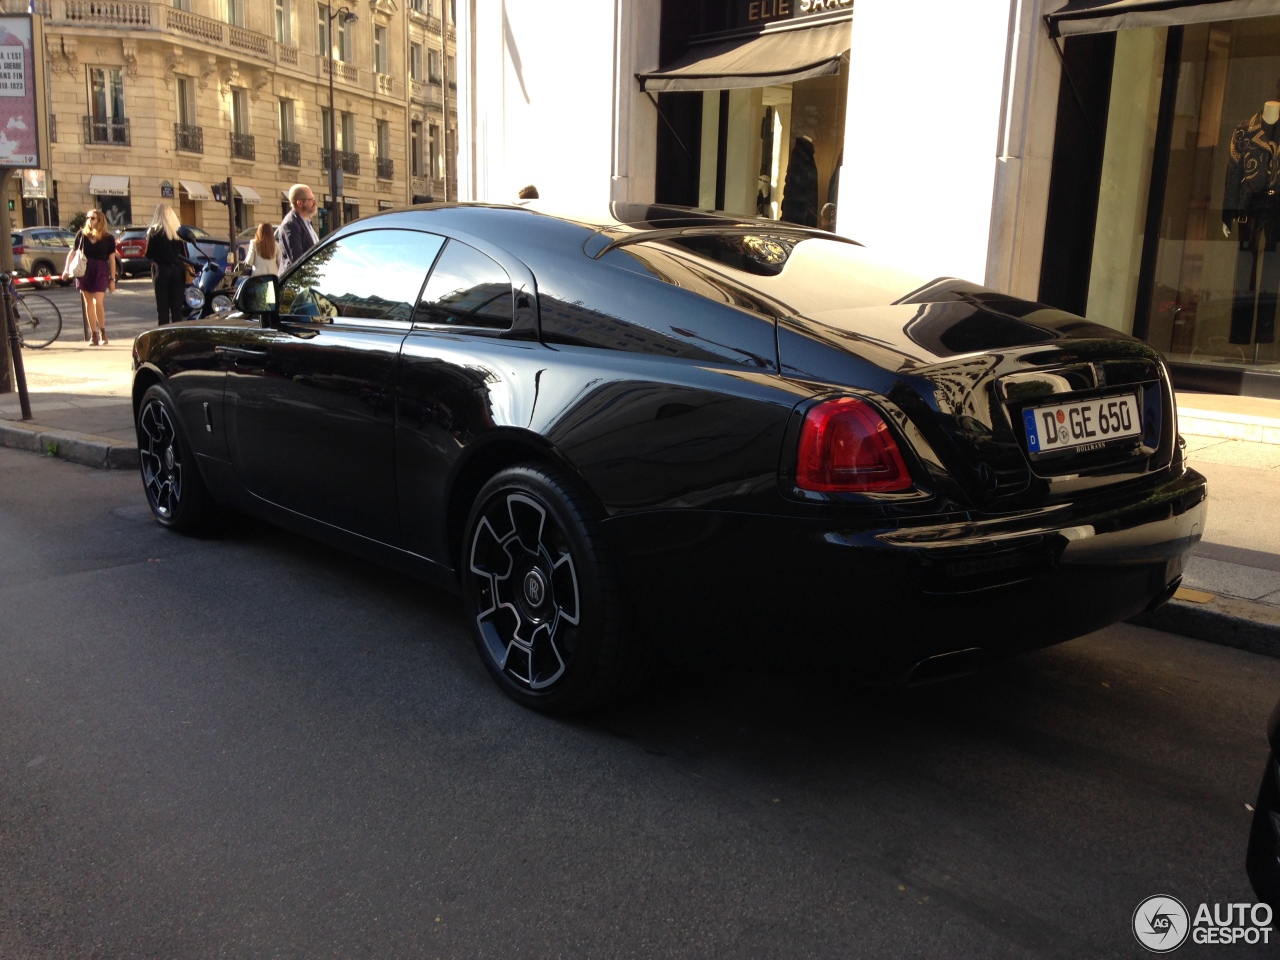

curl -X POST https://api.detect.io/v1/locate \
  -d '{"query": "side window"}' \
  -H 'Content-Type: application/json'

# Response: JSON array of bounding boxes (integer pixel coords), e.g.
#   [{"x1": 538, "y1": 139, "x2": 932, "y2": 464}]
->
[
  {"x1": 279, "y1": 229, "x2": 445, "y2": 322},
  {"x1": 416, "y1": 239, "x2": 514, "y2": 330}
]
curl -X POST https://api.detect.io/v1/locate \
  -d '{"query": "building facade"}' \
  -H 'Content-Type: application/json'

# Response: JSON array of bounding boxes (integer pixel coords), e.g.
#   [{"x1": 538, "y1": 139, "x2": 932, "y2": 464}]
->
[
  {"x1": 6, "y1": 0, "x2": 458, "y2": 236},
  {"x1": 458, "y1": 0, "x2": 1280, "y2": 399}
]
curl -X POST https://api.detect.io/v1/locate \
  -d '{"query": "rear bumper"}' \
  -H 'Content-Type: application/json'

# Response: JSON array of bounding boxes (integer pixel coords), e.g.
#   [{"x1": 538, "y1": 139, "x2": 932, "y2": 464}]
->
[{"x1": 602, "y1": 467, "x2": 1207, "y2": 671}]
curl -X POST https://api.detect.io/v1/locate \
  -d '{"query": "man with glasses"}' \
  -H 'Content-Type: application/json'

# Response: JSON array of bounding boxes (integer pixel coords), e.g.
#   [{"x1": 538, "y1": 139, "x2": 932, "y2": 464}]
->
[{"x1": 275, "y1": 183, "x2": 319, "y2": 272}]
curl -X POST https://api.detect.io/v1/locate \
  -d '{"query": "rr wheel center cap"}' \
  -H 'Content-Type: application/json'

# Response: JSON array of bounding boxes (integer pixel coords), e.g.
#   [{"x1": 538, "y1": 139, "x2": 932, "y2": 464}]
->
[
  {"x1": 522, "y1": 567, "x2": 549, "y2": 619},
  {"x1": 164, "y1": 446, "x2": 175, "y2": 471}
]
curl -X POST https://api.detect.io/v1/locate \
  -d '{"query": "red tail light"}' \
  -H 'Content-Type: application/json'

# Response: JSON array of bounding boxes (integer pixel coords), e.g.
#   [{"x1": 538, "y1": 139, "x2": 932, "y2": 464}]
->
[
  {"x1": 795, "y1": 397, "x2": 913, "y2": 493},
  {"x1": 12, "y1": 244, "x2": 22, "y2": 255}
]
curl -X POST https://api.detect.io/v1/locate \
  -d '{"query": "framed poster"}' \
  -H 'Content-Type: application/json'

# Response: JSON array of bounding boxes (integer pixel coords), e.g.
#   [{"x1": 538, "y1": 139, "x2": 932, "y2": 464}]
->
[{"x1": 0, "y1": 15, "x2": 39, "y2": 167}]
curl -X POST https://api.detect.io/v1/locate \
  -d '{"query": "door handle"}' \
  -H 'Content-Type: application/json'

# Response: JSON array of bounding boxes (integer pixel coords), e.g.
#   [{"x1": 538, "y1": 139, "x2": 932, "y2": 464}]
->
[{"x1": 215, "y1": 346, "x2": 270, "y2": 361}]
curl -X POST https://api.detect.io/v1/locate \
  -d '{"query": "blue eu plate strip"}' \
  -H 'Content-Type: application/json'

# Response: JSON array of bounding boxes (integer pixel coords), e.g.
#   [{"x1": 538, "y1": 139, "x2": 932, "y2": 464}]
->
[{"x1": 1023, "y1": 408, "x2": 1040, "y2": 453}]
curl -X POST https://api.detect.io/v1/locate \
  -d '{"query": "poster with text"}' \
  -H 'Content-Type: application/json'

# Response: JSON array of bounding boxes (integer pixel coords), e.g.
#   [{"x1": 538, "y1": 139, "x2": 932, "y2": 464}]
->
[{"x1": 0, "y1": 16, "x2": 38, "y2": 167}]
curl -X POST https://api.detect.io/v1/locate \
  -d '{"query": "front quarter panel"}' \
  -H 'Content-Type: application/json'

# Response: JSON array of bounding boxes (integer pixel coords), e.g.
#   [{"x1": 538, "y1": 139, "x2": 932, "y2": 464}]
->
[{"x1": 133, "y1": 322, "x2": 249, "y2": 463}]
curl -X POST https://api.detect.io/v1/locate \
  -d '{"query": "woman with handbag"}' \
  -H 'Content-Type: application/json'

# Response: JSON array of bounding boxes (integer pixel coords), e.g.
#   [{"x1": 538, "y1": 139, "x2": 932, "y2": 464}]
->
[{"x1": 65, "y1": 210, "x2": 118, "y2": 346}]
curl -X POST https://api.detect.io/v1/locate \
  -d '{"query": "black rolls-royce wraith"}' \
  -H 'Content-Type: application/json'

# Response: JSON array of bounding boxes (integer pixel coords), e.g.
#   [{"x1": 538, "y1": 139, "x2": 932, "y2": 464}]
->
[{"x1": 131, "y1": 203, "x2": 1207, "y2": 713}]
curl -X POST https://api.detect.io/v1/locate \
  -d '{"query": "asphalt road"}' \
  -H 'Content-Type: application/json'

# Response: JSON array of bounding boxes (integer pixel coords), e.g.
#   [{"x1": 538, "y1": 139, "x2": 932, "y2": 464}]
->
[
  {"x1": 33, "y1": 274, "x2": 179, "y2": 342},
  {"x1": 2, "y1": 447, "x2": 1278, "y2": 959}
]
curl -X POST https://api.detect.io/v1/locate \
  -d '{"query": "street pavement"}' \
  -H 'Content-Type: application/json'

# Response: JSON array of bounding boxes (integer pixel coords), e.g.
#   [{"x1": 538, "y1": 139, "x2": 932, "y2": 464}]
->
[{"x1": 3, "y1": 275, "x2": 1279, "y2": 657}]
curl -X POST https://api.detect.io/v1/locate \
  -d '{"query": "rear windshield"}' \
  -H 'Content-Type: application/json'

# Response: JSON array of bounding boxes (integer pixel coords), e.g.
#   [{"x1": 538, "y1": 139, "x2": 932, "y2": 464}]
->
[{"x1": 644, "y1": 234, "x2": 940, "y2": 316}]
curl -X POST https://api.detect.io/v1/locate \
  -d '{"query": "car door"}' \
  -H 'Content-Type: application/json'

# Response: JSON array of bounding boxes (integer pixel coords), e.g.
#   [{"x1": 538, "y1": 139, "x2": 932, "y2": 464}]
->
[
  {"x1": 396, "y1": 235, "x2": 541, "y2": 563},
  {"x1": 224, "y1": 227, "x2": 445, "y2": 545}
]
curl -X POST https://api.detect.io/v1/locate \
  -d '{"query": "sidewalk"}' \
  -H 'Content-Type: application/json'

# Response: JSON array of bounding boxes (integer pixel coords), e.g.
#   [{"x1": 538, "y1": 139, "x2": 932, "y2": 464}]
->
[{"x1": 3, "y1": 338, "x2": 1280, "y2": 655}]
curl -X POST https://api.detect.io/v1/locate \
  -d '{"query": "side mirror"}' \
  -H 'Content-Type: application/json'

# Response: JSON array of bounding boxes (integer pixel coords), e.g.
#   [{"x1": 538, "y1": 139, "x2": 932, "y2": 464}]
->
[{"x1": 236, "y1": 273, "x2": 280, "y2": 327}]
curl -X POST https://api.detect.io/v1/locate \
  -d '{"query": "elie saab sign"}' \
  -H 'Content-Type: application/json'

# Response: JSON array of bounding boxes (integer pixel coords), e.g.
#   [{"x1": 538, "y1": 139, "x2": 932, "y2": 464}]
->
[{"x1": 738, "y1": 0, "x2": 852, "y2": 28}]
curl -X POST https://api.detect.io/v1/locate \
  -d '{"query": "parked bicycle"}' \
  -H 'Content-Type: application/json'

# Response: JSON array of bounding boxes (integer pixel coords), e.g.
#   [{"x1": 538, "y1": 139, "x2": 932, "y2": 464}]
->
[{"x1": 5, "y1": 274, "x2": 63, "y2": 348}]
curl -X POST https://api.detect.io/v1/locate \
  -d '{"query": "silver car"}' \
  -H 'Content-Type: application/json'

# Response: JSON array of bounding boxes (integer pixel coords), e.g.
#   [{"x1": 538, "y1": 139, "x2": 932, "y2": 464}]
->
[{"x1": 12, "y1": 227, "x2": 77, "y2": 288}]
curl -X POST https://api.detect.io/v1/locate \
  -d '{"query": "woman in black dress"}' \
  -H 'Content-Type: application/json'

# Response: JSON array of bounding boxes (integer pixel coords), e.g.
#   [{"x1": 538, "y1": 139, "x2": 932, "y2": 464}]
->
[
  {"x1": 145, "y1": 203, "x2": 193, "y2": 325},
  {"x1": 69, "y1": 210, "x2": 118, "y2": 346}
]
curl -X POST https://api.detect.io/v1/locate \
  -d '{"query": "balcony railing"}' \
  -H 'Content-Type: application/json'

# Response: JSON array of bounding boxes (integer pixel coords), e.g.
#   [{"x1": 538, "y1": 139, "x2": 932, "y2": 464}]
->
[
  {"x1": 230, "y1": 132, "x2": 256, "y2": 161},
  {"x1": 83, "y1": 115, "x2": 130, "y2": 145},
  {"x1": 376, "y1": 74, "x2": 397, "y2": 96},
  {"x1": 321, "y1": 58, "x2": 360, "y2": 85},
  {"x1": 322, "y1": 148, "x2": 361, "y2": 176},
  {"x1": 411, "y1": 81, "x2": 442, "y2": 108},
  {"x1": 33, "y1": 2, "x2": 297, "y2": 70},
  {"x1": 175, "y1": 122, "x2": 203, "y2": 154},
  {"x1": 377, "y1": 157, "x2": 393, "y2": 180},
  {"x1": 279, "y1": 139, "x2": 301, "y2": 166}
]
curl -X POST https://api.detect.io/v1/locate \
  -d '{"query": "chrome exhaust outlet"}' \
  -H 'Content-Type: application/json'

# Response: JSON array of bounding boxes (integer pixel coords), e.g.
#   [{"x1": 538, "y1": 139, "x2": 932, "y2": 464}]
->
[{"x1": 905, "y1": 647, "x2": 985, "y2": 686}]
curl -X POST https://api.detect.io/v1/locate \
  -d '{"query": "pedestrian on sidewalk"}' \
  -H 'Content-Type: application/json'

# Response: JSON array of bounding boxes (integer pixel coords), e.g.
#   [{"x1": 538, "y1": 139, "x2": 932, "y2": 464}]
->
[
  {"x1": 243, "y1": 222, "x2": 279, "y2": 276},
  {"x1": 275, "y1": 183, "x2": 318, "y2": 272},
  {"x1": 145, "y1": 203, "x2": 195, "y2": 326},
  {"x1": 68, "y1": 210, "x2": 117, "y2": 346}
]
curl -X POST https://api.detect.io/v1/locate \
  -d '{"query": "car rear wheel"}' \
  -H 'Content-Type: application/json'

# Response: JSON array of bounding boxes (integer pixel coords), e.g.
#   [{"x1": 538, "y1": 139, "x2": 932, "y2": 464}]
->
[
  {"x1": 461, "y1": 464, "x2": 641, "y2": 714},
  {"x1": 136, "y1": 384, "x2": 219, "y2": 533}
]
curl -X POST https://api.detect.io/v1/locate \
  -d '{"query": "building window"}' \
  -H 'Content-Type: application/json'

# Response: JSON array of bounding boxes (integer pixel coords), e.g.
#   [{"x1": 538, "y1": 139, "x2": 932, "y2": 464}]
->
[
  {"x1": 225, "y1": 0, "x2": 245, "y2": 26},
  {"x1": 279, "y1": 98, "x2": 295, "y2": 142},
  {"x1": 428, "y1": 49, "x2": 440, "y2": 83},
  {"x1": 410, "y1": 43, "x2": 422, "y2": 81},
  {"x1": 409, "y1": 0, "x2": 422, "y2": 11},
  {"x1": 173, "y1": 0, "x2": 191, "y2": 10},
  {"x1": 411, "y1": 119, "x2": 422, "y2": 177},
  {"x1": 376, "y1": 119, "x2": 390, "y2": 159},
  {"x1": 374, "y1": 25, "x2": 388, "y2": 74},
  {"x1": 318, "y1": 5, "x2": 329, "y2": 58},
  {"x1": 429, "y1": 122, "x2": 440, "y2": 180},
  {"x1": 338, "y1": 9, "x2": 354, "y2": 62},
  {"x1": 321, "y1": 106, "x2": 331, "y2": 152},
  {"x1": 231, "y1": 88, "x2": 249, "y2": 136},
  {"x1": 340, "y1": 112, "x2": 355, "y2": 153},
  {"x1": 275, "y1": 0, "x2": 290, "y2": 44},
  {"x1": 176, "y1": 75, "x2": 195, "y2": 126},
  {"x1": 447, "y1": 55, "x2": 456, "y2": 89},
  {"x1": 87, "y1": 66, "x2": 126, "y2": 144}
]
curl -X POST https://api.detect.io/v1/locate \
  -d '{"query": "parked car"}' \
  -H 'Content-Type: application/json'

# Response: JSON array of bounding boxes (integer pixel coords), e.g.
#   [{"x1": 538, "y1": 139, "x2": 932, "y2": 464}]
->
[
  {"x1": 130, "y1": 203, "x2": 1208, "y2": 714},
  {"x1": 1247, "y1": 699, "x2": 1280, "y2": 913},
  {"x1": 114, "y1": 225, "x2": 151, "y2": 277},
  {"x1": 12, "y1": 226, "x2": 77, "y2": 287}
]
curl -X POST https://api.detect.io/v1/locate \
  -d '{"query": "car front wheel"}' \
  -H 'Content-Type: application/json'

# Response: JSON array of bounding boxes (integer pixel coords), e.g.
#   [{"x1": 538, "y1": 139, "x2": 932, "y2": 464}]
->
[
  {"x1": 461, "y1": 464, "x2": 640, "y2": 714},
  {"x1": 136, "y1": 383, "x2": 218, "y2": 532},
  {"x1": 33, "y1": 263, "x2": 53, "y2": 289}
]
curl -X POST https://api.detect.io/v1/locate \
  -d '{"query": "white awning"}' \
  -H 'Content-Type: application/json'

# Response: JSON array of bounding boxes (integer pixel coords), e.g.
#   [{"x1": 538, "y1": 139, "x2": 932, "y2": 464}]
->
[
  {"x1": 178, "y1": 179, "x2": 212, "y2": 201},
  {"x1": 234, "y1": 184, "x2": 262, "y2": 203},
  {"x1": 88, "y1": 174, "x2": 129, "y2": 196},
  {"x1": 637, "y1": 20, "x2": 851, "y2": 93},
  {"x1": 1046, "y1": 0, "x2": 1280, "y2": 37}
]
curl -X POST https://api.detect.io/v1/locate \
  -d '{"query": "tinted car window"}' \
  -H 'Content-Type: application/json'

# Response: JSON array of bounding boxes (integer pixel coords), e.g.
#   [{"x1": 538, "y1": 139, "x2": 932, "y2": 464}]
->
[
  {"x1": 415, "y1": 239, "x2": 514, "y2": 330},
  {"x1": 280, "y1": 228, "x2": 444, "y2": 323}
]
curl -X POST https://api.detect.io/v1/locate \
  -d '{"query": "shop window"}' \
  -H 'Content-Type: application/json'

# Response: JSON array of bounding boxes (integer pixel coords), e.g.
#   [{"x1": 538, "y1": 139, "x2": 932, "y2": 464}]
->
[{"x1": 1103, "y1": 18, "x2": 1280, "y2": 371}]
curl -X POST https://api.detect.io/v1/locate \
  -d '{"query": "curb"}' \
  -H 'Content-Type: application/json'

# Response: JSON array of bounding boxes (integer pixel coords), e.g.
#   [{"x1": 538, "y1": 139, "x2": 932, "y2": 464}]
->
[
  {"x1": 0, "y1": 420, "x2": 136, "y2": 470},
  {"x1": 1129, "y1": 594, "x2": 1280, "y2": 657}
]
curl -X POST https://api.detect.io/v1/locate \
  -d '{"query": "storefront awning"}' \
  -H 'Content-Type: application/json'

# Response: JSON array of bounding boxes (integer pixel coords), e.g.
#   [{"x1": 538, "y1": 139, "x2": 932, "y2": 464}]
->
[
  {"x1": 178, "y1": 179, "x2": 212, "y2": 201},
  {"x1": 637, "y1": 20, "x2": 851, "y2": 93},
  {"x1": 88, "y1": 174, "x2": 129, "y2": 196},
  {"x1": 234, "y1": 184, "x2": 262, "y2": 204},
  {"x1": 1046, "y1": 0, "x2": 1280, "y2": 37}
]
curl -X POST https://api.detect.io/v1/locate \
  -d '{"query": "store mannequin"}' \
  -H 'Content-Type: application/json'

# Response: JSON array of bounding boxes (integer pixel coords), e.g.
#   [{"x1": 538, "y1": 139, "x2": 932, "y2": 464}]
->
[
  {"x1": 1223, "y1": 100, "x2": 1280, "y2": 238},
  {"x1": 1221, "y1": 97, "x2": 1280, "y2": 348}
]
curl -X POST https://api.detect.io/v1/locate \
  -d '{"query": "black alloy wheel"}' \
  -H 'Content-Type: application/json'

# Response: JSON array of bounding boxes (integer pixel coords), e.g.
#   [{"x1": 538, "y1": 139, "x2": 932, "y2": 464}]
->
[
  {"x1": 461, "y1": 464, "x2": 640, "y2": 714},
  {"x1": 136, "y1": 384, "x2": 217, "y2": 532}
]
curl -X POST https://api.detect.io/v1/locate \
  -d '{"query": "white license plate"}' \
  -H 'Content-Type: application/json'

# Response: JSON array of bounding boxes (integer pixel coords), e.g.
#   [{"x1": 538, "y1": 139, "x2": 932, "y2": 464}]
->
[{"x1": 1022, "y1": 392, "x2": 1141, "y2": 454}]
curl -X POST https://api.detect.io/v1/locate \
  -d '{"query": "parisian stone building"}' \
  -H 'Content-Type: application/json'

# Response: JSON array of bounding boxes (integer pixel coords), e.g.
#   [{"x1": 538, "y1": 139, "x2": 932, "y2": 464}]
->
[{"x1": 7, "y1": 0, "x2": 458, "y2": 235}]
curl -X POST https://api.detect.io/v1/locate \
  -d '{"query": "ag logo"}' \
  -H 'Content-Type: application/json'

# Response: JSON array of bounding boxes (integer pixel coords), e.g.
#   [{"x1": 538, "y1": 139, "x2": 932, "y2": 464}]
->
[{"x1": 1133, "y1": 895, "x2": 1190, "y2": 953}]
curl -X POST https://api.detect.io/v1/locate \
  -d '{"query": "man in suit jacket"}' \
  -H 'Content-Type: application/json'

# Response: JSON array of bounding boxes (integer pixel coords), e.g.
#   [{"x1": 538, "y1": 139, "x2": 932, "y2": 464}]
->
[{"x1": 275, "y1": 183, "x2": 319, "y2": 272}]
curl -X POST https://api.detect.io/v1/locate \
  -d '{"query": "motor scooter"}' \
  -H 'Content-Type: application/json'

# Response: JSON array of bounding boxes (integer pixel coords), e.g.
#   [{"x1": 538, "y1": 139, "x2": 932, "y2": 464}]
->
[{"x1": 181, "y1": 241, "x2": 237, "y2": 321}]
